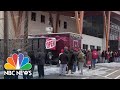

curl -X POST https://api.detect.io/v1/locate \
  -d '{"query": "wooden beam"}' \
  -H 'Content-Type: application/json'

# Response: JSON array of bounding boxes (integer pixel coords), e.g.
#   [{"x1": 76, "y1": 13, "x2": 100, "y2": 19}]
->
[
  {"x1": 49, "y1": 12, "x2": 54, "y2": 33},
  {"x1": 55, "y1": 13, "x2": 59, "y2": 33},
  {"x1": 17, "y1": 11, "x2": 21, "y2": 34},
  {"x1": 4, "y1": 11, "x2": 8, "y2": 62},
  {"x1": 75, "y1": 11, "x2": 80, "y2": 34},
  {"x1": 79, "y1": 11, "x2": 84, "y2": 37},
  {"x1": 103, "y1": 11, "x2": 111, "y2": 51},
  {"x1": 24, "y1": 11, "x2": 28, "y2": 51},
  {"x1": 10, "y1": 11, "x2": 17, "y2": 37},
  {"x1": 10, "y1": 11, "x2": 23, "y2": 38},
  {"x1": 10, "y1": 11, "x2": 23, "y2": 51},
  {"x1": 107, "y1": 11, "x2": 111, "y2": 51},
  {"x1": 17, "y1": 11, "x2": 23, "y2": 37},
  {"x1": 103, "y1": 11, "x2": 107, "y2": 51}
]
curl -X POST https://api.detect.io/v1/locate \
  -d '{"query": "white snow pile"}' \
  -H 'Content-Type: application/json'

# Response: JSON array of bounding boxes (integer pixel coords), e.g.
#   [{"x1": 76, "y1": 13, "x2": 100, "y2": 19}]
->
[{"x1": 96, "y1": 62, "x2": 120, "y2": 68}]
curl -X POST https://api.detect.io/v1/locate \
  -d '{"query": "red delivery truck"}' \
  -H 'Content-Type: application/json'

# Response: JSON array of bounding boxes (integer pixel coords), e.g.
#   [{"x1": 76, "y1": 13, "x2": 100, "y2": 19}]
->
[{"x1": 29, "y1": 32, "x2": 81, "y2": 64}]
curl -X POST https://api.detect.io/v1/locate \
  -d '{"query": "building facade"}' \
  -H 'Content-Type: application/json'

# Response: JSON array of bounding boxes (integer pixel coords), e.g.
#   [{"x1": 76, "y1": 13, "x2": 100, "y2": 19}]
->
[{"x1": 0, "y1": 11, "x2": 120, "y2": 54}]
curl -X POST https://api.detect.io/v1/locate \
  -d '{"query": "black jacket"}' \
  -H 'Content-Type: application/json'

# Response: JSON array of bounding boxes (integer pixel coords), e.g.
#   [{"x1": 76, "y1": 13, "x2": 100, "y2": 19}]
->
[
  {"x1": 59, "y1": 53, "x2": 69, "y2": 64},
  {"x1": 29, "y1": 54, "x2": 36, "y2": 64},
  {"x1": 68, "y1": 53, "x2": 75, "y2": 64},
  {"x1": 37, "y1": 52, "x2": 45, "y2": 65}
]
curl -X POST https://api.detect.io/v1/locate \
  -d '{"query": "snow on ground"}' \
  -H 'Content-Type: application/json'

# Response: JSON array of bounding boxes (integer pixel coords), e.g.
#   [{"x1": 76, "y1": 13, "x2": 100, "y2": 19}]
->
[
  {"x1": 0, "y1": 65, "x2": 113, "y2": 78},
  {"x1": 66, "y1": 67, "x2": 108, "y2": 77},
  {"x1": 96, "y1": 62, "x2": 120, "y2": 68},
  {"x1": 1, "y1": 62, "x2": 120, "y2": 79},
  {"x1": 0, "y1": 71, "x2": 3, "y2": 75},
  {"x1": 18, "y1": 66, "x2": 59, "y2": 79},
  {"x1": 45, "y1": 67, "x2": 59, "y2": 75},
  {"x1": 33, "y1": 66, "x2": 109, "y2": 77}
]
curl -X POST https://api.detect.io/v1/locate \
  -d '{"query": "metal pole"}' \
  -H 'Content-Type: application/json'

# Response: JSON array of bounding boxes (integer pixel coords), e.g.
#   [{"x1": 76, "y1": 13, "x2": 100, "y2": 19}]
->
[{"x1": 4, "y1": 11, "x2": 8, "y2": 63}]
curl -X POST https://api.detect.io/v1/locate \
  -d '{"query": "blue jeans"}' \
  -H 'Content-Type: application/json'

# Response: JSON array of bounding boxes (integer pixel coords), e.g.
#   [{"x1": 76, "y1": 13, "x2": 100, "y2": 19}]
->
[
  {"x1": 78, "y1": 62, "x2": 84, "y2": 74},
  {"x1": 72, "y1": 62, "x2": 77, "y2": 72},
  {"x1": 60, "y1": 64, "x2": 67, "y2": 75},
  {"x1": 91, "y1": 59, "x2": 96, "y2": 68}
]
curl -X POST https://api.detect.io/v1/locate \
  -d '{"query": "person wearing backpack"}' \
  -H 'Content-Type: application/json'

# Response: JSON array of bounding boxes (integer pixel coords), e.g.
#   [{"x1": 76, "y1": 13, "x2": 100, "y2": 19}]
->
[
  {"x1": 91, "y1": 49, "x2": 98, "y2": 69},
  {"x1": 78, "y1": 50, "x2": 85, "y2": 75}
]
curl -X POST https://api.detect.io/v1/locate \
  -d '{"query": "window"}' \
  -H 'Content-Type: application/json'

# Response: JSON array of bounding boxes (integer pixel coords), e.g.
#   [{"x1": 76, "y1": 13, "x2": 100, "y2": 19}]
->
[
  {"x1": 31, "y1": 12, "x2": 36, "y2": 21},
  {"x1": 83, "y1": 16, "x2": 104, "y2": 38},
  {"x1": 83, "y1": 44, "x2": 88, "y2": 50},
  {"x1": 64, "y1": 21, "x2": 67, "y2": 29},
  {"x1": 90, "y1": 45, "x2": 95, "y2": 50},
  {"x1": 41, "y1": 15, "x2": 45, "y2": 23},
  {"x1": 49, "y1": 16, "x2": 53, "y2": 25},
  {"x1": 59, "y1": 20, "x2": 61, "y2": 27},
  {"x1": 97, "y1": 46, "x2": 101, "y2": 50}
]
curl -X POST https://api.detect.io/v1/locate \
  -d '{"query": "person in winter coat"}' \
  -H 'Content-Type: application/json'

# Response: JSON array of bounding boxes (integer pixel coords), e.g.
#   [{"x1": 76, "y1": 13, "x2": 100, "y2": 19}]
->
[
  {"x1": 47, "y1": 52, "x2": 53, "y2": 65},
  {"x1": 105, "y1": 51, "x2": 110, "y2": 63},
  {"x1": 109, "y1": 51, "x2": 113, "y2": 62},
  {"x1": 67, "y1": 50, "x2": 75, "y2": 74},
  {"x1": 97, "y1": 49, "x2": 101, "y2": 63},
  {"x1": 86, "y1": 50, "x2": 92, "y2": 69},
  {"x1": 59, "y1": 49, "x2": 64, "y2": 65},
  {"x1": 118, "y1": 51, "x2": 120, "y2": 62},
  {"x1": 28, "y1": 50, "x2": 36, "y2": 78},
  {"x1": 23, "y1": 51, "x2": 31, "y2": 79},
  {"x1": 101, "y1": 50, "x2": 105, "y2": 63},
  {"x1": 59, "y1": 50, "x2": 69, "y2": 76},
  {"x1": 91, "y1": 49, "x2": 98, "y2": 69},
  {"x1": 37, "y1": 49, "x2": 45, "y2": 79},
  {"x1": 114, "y1": 51, "x2": 117, "y2": 62},
  {"x1": 72, "y1": 50, "x2": 78, "y2": 72},
  {"x1": 82, "y1": 49, "x2": 87, "y2": 67},
  {"x1": 77, "y1": 50, "x2": 85, "y2": 75}
]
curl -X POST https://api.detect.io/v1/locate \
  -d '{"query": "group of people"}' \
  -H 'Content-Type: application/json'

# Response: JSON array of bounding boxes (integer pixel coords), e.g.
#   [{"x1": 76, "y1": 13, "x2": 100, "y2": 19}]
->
[
  {"x1": 58, "y1": 48, "x2": 120, "y2": 76},
  {"x1": 58, "y1": 47, "x2": 99, "y2": 76},
  {"x1": 101, "y1": 50, "x2": 120, "y2": 63},
  {"x1": 4, "y1": 47, "x2": 120, "y2": 79}
]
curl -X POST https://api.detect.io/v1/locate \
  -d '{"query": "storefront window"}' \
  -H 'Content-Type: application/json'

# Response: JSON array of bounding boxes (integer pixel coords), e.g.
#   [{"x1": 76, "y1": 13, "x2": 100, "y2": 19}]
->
[
  {"x1": 83, "y1": 16, "x2": 103, "y2": 38},
  {"x1": 83, "y1": 44, "x2": 88, "y2": 50}
]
